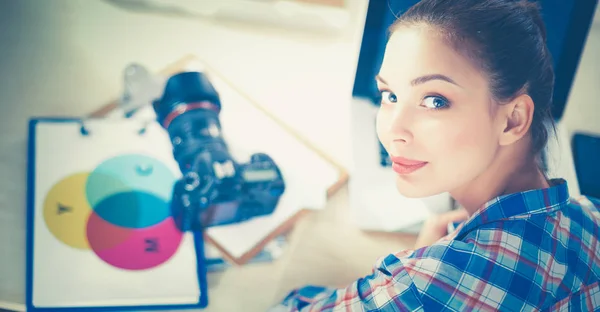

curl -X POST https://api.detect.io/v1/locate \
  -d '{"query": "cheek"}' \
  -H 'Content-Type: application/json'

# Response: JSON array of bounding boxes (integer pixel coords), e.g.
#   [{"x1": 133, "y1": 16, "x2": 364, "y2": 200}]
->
[
  {"x1": 423, "y1": 114, "x2": 498, "y2": 169},
  {"x1": 446, "y1": 120, "x2": 493, "y2": 149}
]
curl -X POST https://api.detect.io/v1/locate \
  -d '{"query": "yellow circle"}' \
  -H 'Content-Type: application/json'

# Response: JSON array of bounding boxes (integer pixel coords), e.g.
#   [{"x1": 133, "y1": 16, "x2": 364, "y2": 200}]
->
[{"x1": 43, "y1": 172, "x2": 92, "y2": 249}]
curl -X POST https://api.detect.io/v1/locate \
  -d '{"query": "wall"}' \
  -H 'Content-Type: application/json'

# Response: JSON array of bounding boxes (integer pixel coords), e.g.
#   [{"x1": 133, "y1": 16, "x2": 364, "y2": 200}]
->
[{"x1": 563, "y1": 20, "x2": 600, "y2": 136}]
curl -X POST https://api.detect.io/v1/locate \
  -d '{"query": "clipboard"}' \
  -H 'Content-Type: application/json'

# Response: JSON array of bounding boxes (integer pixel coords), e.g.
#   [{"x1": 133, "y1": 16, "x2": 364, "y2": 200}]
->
[
  {"x1": 90, "y1": 54, "x2": 349, "y2": 265},
  {"x1": 25, "y1": 117, "x2": 209, "y2": 311}
]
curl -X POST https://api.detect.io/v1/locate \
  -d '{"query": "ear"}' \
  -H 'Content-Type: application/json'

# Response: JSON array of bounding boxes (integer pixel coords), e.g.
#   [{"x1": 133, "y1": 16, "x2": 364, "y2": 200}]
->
[{"x1": 498, "y1": 94, "x2": 534, "y2": 146}]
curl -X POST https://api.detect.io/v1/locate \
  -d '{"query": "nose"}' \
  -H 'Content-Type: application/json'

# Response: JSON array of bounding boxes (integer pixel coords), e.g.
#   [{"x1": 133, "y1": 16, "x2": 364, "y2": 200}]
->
[{"x1": 387, "y1": 104, "x2": 414, "y2": 145}]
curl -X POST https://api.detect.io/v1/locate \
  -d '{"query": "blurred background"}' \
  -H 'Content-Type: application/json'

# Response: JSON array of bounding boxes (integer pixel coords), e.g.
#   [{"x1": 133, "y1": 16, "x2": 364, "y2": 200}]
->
[{"x1": 0, "y1": 0, "x2": 598, "y2": 311}]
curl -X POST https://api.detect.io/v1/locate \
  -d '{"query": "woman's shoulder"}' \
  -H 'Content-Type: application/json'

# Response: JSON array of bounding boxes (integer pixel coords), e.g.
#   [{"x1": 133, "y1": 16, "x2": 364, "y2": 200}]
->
[
  {"x1": 456, "y1": 193, "x2": 600, "y2": 254},
  {"x1": 397, "y1": 183, "x2": 600, "y2": 275},
  {"x1": 397, "y1": 198, "x2": 600, "y2": 308},
  {"x1": 409, "y1": 192, "x2": 600, "y2": 272}
]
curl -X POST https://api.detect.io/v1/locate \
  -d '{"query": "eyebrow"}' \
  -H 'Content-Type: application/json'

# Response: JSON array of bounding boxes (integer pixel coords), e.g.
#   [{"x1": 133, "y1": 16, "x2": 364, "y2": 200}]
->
[{"x1": 376, "y1": 74, "x2": 462, "y2": 88}]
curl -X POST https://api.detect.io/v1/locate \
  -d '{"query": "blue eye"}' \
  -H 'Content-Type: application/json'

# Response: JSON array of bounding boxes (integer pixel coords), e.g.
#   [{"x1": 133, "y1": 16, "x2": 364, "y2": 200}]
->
[
  {"x1": 380, "y1": 91, "x2": 397, "y2": 104},
  {"x1": 422, "y1": 96, "x2": 450, "y2": 109}
]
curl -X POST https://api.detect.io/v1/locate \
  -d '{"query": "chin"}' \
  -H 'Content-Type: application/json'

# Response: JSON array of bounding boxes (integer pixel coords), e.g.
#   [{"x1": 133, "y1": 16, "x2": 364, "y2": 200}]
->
[{"x1": 394, "y1": 176, "x2": 444, "y2": 198}]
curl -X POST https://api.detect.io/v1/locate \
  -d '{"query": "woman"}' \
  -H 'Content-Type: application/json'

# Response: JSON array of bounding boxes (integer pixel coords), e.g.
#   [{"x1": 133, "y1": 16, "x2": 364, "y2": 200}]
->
[{"x1": 271, "y1": 0, "x2": 600, "y2": 311}]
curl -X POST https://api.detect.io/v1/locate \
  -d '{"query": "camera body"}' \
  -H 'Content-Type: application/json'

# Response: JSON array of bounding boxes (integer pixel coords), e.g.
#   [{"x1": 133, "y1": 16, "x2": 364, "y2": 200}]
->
[{"x1": 153, "y1": 71, "x2": 286, "y2": 231}]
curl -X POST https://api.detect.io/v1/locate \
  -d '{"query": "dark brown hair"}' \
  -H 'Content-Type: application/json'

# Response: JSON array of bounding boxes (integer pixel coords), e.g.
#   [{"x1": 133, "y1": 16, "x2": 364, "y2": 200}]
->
[{"x1": 390, "y1": 0, "x2": 555, "y2": 155}]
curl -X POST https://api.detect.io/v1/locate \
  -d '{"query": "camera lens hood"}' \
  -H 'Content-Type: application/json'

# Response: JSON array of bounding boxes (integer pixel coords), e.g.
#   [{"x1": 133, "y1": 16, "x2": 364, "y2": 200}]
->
[{"x1": 153, "y1": 71, "x2": 221, "y2": 127}]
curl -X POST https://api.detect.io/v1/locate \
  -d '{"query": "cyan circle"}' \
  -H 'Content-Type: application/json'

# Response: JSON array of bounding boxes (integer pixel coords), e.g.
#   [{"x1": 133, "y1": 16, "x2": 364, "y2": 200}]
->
[
  {"x1": 93, "y1": 191, "x2": 170, "y2": 229},
  {"x1": 86, "y1": 154, "x2": 177, "y2": 209}
]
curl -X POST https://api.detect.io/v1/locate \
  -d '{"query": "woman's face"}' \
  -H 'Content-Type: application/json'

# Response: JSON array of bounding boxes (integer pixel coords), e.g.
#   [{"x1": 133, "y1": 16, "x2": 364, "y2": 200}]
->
[{"x1": 376, "y1": 26, "x2": 504, "y2": 198}]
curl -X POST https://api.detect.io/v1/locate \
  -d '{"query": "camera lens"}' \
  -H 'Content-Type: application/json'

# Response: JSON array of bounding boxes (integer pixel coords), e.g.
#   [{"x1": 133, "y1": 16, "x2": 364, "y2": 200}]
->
[
  {"x1": 155, "y1": 70, "x2": 286, "y2": 229},
  {"x1": 153, "y1": 72, "x2": 221, "y2": 128}
]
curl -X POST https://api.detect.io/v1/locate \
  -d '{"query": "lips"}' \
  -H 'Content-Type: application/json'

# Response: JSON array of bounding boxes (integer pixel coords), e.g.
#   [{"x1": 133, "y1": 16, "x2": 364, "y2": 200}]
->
[{"x1": 390, "y1": 156, "x2": 428, "y2": 175}]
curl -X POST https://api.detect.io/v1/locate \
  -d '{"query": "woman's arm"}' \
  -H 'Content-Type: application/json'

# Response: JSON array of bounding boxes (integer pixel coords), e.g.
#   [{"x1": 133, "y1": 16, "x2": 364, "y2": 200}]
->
[
  {"x1": 269, "y1": 249, "x2": 424, "y2": 311},
  {"x1": 269, "y1": 210, "x2": 471, "y2": 311}
]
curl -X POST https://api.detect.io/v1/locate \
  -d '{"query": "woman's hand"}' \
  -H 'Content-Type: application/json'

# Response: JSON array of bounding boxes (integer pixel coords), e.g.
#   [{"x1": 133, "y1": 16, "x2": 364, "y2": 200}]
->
[{"x1": 414, "y1": 208, "x2": 469, "y2": 249}]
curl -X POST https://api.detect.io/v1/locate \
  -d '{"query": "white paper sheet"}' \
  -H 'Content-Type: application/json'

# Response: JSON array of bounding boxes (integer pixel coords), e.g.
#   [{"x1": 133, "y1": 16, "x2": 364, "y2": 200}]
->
[
  {"x1": 203, "y1": 70, "x2": 339, "y2": 258},
  {"x1": 32, "y1": 120, "x2": 201, "y2": 308}
]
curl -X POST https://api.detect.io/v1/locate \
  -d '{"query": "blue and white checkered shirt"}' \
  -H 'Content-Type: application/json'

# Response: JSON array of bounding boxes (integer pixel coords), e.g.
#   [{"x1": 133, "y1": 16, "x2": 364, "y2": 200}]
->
[{"x1": 272, "y1": 179, "x2": 600, "y2": 311}]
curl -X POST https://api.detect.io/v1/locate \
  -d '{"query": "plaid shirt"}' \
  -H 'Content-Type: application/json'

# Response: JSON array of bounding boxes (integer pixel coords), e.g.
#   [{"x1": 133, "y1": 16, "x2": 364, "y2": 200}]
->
[{"x1": 271, "y1": 179, "x2": 600, "y2": 311}]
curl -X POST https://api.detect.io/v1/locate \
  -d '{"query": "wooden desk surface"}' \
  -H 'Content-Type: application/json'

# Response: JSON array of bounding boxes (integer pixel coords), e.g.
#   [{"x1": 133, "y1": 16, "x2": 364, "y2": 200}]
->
[{"x1": 196, "y1": 186, "x2": 417, "y2": 312}]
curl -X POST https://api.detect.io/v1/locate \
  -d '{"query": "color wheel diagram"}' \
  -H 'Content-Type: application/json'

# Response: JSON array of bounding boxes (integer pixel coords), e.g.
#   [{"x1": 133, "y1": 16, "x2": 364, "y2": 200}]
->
[{"x1": 42, "y1": 154, "x2": 184, "y2": 271}]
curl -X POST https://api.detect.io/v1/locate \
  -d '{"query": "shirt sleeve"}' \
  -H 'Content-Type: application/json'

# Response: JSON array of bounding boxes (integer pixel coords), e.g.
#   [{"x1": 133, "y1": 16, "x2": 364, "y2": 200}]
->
[{"x1": 268, "y1": 249, "x2": 426, "y2": 312}]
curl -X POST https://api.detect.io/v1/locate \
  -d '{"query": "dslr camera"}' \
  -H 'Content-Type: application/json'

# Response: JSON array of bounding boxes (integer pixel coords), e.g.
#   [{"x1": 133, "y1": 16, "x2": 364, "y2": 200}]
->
[{"x1": 153, "y1": 71, "x2": 286, "y2": 232}]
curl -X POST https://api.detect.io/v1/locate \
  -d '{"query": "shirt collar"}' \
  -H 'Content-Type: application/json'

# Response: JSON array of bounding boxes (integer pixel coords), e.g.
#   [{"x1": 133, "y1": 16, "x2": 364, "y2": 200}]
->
[{"x1": 454, "y1": 178, "x2": 570, "y2": 238}]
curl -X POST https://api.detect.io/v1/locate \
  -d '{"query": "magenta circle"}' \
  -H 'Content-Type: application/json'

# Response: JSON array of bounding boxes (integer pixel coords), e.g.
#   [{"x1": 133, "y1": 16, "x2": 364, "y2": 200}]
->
[{"x1": 87, "y1": 212, "x2": 184, "y2": 270}]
